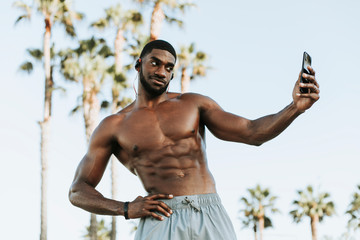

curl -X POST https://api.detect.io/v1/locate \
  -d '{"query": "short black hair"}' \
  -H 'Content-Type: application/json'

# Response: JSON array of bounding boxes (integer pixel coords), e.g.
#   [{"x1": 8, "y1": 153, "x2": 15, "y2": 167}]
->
[{"x1": 140, "y1": 40, "x2": 177, "y2": 62}]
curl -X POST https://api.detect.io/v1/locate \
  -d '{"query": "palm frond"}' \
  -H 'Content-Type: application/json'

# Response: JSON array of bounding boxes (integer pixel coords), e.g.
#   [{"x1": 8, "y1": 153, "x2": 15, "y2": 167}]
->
[
  {"x1": 164, "y1": 14, "x2": 183, "y2": 27},
  {"x1": 27, "y1": 48, "x2": 43, "y2": 60},
  {"x1": 19, "y1": 61, "x2": 33, "y2": 73},
  {"x1": 91, "y1": 18, "x2": 109, "y2": 30},
  {"x1": 13, "y1": 1, "x2": 32, "y2": 24},
  {"x1": 69, "y1": 105, "x2": 82, "y2": 116}
]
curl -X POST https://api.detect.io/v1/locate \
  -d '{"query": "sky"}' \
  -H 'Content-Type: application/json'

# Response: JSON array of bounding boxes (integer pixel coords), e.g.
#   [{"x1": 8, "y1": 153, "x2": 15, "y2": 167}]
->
[{"x1": 1, "y1": 0, "x2": 360, "y2": 239}]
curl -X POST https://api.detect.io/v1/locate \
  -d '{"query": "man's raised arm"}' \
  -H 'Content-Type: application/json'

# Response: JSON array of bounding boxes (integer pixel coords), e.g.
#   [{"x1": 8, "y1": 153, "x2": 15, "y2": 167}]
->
[{"x1": 199, "y1": 66, "x2": 319, "y2": 146}]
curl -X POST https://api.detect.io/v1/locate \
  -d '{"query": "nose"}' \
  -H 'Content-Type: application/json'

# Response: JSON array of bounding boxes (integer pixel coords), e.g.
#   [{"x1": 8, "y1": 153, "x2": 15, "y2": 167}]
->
[{"x1": 154, "y1": 65, "x2": 166, "y2": 78}]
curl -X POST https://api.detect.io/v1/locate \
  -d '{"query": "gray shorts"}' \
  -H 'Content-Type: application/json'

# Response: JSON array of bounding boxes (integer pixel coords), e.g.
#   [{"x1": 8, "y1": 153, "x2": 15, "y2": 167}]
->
[{"x1": 134, "y1": 193, "x2": 237, "y2": 240}]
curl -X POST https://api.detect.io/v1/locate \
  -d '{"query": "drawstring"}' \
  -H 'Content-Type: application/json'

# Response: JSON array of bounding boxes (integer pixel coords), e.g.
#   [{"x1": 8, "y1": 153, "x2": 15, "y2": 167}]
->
[{"x1": 182, "y1": 197, "x2": 201, "y2": 212}]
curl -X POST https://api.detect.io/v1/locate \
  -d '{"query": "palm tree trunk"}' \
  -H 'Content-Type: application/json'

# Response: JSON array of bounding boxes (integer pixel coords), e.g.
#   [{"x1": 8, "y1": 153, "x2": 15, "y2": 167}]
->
[
  {"x1": 110, "y1": 157, "x2": 118, "y2": 240},
  {"x1": 109, "y1": 100, "x2": 118, "y2": 240},
  {"x1": 83, "y1": 76, "x2": 100, "y2": 240},
  {"x1": 253, "y1": 223, "x2": 258, "y2": 240},
  {"x1": 115, "y1": 28, "x2": 125, "y2": 74},
  {"x1": 181, "y1": 67, "x2": 190, "y2": 93},
  {"x1": 40, "y1": 16, "x2": 52, "y2": 240},
  {"x1": 110, "y1": 27, "x2": 125, "y2": 240},
  {"x1": 39, "y1": 121, "x2": 49, "y2": 240},
  {"x1": 110, "y1": 90, "x2": 119, "y2": 240},
  {"x1": 150, "y1": 1, "x2": 165, "y2": 41},
  {"x1": 310, "y1": 215, "x2": 319, "y2": 240},
  {"x1": 259, "y1": 217, "x2": 264, "y2": 240}
]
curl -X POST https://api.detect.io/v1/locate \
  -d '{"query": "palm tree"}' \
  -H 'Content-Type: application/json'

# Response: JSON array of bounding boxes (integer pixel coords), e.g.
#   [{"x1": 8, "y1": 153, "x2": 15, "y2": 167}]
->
[
  {"x1": 91, "y1": 7, "x2": 143, "y2": 239},
  {"x1": 91, "y1": 4, "x2": 143, "y2": 113},
  {"x1": 13, "y1": 1, "x2": 82, "y2": 239},
  {"x1": 177, "y1": 43, "x2": 210, "y2": 93},
  {"x1": 133, "y1": 0, "x2": 195, "y2": 41},
  {"x1": 346, "y1": 185, "x2": 360, "y2": 230},
  {"x1": 60, "y1": 37, "x2": 112, "y2": 240},
  {"x1": 84, "y1": 219, "x2": 111, "y2": 240},
  {"x1": 239, "y1": 184, "x2": 280, "y2": 240},
  {"x1": 290, "y1": 185, "x2": 335, "y2": 240}
]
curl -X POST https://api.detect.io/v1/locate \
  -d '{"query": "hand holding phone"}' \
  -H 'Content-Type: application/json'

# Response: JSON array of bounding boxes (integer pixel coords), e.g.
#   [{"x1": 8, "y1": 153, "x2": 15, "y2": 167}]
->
[{"x1": 300, "y1": 52, "x2": 312, "y2": 94}]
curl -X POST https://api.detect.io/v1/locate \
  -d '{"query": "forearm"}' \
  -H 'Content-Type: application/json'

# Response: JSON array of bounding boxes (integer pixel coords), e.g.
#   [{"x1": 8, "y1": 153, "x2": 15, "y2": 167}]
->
[
  {"x1": 69, "y1": 181, "x2": 125, "y2": 216},
  {"x1": 248, "y1": 102, "x2": 303, "y2": 145}
]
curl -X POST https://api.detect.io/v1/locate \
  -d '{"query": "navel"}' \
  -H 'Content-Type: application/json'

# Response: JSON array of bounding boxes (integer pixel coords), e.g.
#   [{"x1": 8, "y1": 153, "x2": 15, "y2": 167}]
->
[{"x1": 177, "y1": 170, "x2": 185, "y2": 178}]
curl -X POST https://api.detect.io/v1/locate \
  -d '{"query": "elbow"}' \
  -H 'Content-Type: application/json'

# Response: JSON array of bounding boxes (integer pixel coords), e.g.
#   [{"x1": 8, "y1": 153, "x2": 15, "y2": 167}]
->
[
  {"x1": 246, "y1": 132, "x2": 267, "y2": 146},
  {"x1": 252, "y1": 141, "x2": 263, "y2": 147},
  {"x1": 248, "y1": 140, "x2": 264, "y2": 147},
  {"x1": 68, "y1": 184, "x2": 80, "y2": 206}
]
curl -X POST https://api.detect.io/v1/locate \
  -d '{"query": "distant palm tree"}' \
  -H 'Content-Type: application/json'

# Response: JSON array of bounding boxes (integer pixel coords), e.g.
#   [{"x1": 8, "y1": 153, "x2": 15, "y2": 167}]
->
[
  {"x1": 239, "y1": 184, "x2": 280, "y2": 240},
  {"x1": 60, "y1": 37, "x2": 112, "y2": 240},
  {"x1": 133, "y1": 0, "x2": 195, "y2": 41},
  {"x1": 19, "y1": 46, "x2": 66, "y2": 97},
  {"x1": 13, "y1": 1, "x2": 82, "y2": 239},
  {"x1": 127, "y1": 34, "x2": 151, "y2": 61},
  {"x1": 84, "y1": 219, "x2": 111, "y2": 240},
  {"x1": 177, "y1": 43, "x2": 209, "y2": 93},
  {"x1": 290, "y1": 185, "x2": 335, "y2": 240},
  {"x1": 91, "y1": 4, "x2": 143, "y2": 112},
  {"x1": 91, "y1": 7, "x2": 143, "y2": 239},
  {"x1": 346, "y1": 185, "x2": 360, "y2": 230}
]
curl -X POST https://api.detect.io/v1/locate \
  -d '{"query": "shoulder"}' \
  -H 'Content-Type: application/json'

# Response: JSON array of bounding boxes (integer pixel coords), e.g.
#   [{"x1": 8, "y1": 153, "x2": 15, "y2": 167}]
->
[
  {"x1": 92, "y1": 104, "x2": 135, "y2": 140},
  {"x1": 169, "y1": 92, "x2": 216, "y2": 105},
  {"x1": 101, "y1": 102, "x2": 135, "y2": 126},
  {"x1": 174, "y1": 92, "x2": 222, "y2": 111}
]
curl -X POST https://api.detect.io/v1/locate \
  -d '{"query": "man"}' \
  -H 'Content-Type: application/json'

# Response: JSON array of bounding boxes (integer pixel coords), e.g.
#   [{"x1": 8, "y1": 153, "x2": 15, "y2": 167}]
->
[{"x1": 69, "y1": 40, "x2": 320, "y2": 239}]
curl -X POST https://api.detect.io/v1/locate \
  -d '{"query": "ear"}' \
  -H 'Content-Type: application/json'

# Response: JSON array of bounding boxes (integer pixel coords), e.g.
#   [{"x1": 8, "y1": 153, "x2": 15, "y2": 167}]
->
[{"x1": 135, "y1": 58, "x2": 141, "y2": 71}]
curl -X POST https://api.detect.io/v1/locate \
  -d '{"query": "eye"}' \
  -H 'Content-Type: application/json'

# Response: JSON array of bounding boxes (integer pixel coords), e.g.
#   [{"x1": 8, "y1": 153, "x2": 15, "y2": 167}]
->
[
  {"x1": 151, "y1": 61, "x2": 157, "y2": 66},
  {"x1": 166, "y1": 66, "x2": 174, "y2": 72}
]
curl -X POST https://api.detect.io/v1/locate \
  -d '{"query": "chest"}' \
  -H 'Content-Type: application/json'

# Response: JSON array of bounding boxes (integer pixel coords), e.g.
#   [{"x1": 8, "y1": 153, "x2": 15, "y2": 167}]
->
[{"x1": 117, "y1": 101, "x2": 200, "y2": 153}]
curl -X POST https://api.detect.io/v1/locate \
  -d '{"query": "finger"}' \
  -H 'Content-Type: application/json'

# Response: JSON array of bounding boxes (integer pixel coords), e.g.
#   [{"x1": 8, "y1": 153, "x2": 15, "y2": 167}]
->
[
  {"x1": 307, "y1": 66, "x2": 315, "y2": 76},
  {"x1": 149, "y1": 211, "x2": 165, "y2": 221},
  {"x1": 147, "y1": 204, "x2": 172, "y2": 217},
  {"x1": 147, "y1": 194, "x2": 174, "y2": 200},
  {"x1": 141, "y1": 209, "x2": 164, "y2": 220},
  {"x1": 158, "y1": 201, "x2": 173, "y2": 214},
  {"x1": 302, "y1": 72, "x2": 315, "y2": 82},
  {"x1": 297, "y1": 93, "x2": 320, "y2": 101},
  {"x1": 144, "y1": 200, "x2": 172, "y2": 215},
  {"x1": 299, "y1": 83, "x2": 320, "y2": 94},
  {"x1": 305, "y1": 66, "x2": 318, "y2": 88},
  {"x1": 302, "y1": 72, "x2": 319, "y2": 89},
  {"x1": 312, "y1": 84, "x2": 320, "y2": 94}
]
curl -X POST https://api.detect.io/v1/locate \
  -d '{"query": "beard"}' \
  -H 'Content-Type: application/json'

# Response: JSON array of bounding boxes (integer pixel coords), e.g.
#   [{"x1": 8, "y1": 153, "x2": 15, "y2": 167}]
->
[{"x1": 139, "y1": 69, "x2": 169, "y2": 96}]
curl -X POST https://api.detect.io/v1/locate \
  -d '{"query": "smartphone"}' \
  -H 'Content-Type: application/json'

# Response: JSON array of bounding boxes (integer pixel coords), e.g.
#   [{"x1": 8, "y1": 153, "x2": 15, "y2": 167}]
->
[{"x1": 300, "y1": 52, "x2": 312, "y2": 93}]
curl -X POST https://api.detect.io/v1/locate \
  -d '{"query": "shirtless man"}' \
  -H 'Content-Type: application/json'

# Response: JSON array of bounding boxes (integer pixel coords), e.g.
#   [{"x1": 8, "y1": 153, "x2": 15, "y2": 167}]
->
[{"x1": 69, "y1": 40, "x2": 320, "y2": 240}]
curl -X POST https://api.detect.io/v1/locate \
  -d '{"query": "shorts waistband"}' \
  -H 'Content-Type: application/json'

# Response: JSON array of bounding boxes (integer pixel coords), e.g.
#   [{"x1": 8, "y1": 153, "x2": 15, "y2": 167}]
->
[{"x1": 160, "y1": 193, "x2": 221, "y2": 211}]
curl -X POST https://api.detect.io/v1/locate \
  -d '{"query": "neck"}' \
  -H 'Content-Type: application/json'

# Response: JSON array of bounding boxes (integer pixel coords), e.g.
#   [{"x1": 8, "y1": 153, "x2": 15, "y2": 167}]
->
[{"x1": 135, "y1": 86, "x2": 169, "y2": 109}]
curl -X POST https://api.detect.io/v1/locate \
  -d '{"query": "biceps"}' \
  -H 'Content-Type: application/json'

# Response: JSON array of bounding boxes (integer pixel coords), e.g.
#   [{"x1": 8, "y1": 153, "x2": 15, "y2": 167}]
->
[{"x1": 203, "y1": 109, "x2": 253, "y2": 142}]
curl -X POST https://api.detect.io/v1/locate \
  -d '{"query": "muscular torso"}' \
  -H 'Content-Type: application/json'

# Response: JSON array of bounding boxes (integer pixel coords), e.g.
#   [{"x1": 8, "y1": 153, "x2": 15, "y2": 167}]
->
[{"x1": 112, "y1": 93, "x2": 216, "y2": 196}]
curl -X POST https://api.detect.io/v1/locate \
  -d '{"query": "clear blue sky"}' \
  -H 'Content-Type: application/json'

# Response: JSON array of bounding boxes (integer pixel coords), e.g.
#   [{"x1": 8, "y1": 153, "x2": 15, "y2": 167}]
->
[{"x1": 1, "y1": 0, "x2": 360, "y2": 239}]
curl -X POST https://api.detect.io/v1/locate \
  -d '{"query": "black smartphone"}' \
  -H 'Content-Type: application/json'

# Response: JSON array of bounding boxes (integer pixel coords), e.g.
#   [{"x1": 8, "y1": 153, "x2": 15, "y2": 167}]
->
[{"x1": 300, "y1": 52, "x2": 312, "y2": 93}]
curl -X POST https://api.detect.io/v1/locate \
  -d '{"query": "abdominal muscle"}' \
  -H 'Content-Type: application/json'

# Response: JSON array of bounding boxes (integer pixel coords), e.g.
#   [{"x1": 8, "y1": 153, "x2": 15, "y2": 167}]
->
[{"x1": 132, "y1": 143, "x2": 217, "y2": 196}]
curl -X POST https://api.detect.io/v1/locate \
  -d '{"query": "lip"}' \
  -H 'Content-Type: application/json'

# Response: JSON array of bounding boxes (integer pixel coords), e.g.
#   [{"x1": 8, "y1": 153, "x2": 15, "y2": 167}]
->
[{"x1": 151, "y1": 77, "x2": 166, "y2": 86}]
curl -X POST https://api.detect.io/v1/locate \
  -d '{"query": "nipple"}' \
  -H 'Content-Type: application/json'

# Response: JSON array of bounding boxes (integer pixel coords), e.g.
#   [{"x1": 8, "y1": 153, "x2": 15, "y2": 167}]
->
[{"x1": 133, "y1": 145, "x2": 139, "y2": 151}]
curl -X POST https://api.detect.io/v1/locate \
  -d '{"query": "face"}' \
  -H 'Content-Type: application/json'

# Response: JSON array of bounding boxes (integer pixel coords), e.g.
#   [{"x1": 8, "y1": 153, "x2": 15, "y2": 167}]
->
[{"x1": 138, "y1": 49, "x2": 175, "y2": 96}]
